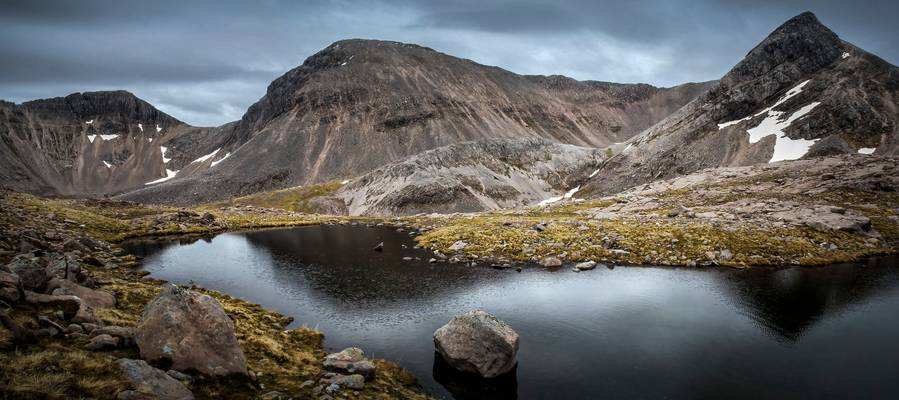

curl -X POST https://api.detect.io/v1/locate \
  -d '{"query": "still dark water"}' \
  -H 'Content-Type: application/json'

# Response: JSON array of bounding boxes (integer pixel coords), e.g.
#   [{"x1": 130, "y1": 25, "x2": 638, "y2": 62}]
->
[{"x1": 122, "y1": 226, "x2": 899, "y2": 400}]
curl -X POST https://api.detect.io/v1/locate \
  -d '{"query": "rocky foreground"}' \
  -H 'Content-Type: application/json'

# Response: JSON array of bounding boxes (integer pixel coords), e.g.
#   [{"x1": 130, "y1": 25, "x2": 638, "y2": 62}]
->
[
  {"x1": 408, "y1": 155, "x2": 898, "y2": 268},
  {"x1": 0, "y1": 190, "x2": 428, "y2": 399}
]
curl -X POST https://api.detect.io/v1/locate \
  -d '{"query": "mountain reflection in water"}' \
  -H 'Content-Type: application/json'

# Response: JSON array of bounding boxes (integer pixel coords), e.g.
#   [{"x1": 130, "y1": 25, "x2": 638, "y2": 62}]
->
[{"x1": 123, "y1": 225, "x2": 899, "y2": 399}]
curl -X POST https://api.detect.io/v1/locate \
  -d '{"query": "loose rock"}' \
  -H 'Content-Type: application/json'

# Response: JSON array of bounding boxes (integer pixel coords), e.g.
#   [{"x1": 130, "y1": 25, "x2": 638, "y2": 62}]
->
[
  {"x1": 116, "y1": 358, "x2": 194, "y2": 400},
  {"x1": 433, "y1": 310, "x2": 519, "y2": 378},
  {"x1": 135, "y1": 284, "x2": 248, "y2": 376}
]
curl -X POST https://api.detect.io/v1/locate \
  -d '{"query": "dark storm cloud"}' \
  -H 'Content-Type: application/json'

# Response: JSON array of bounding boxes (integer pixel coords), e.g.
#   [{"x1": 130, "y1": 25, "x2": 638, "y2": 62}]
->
[{"x1": 1, "y1": 0, "x2": 897, "y2": 126}]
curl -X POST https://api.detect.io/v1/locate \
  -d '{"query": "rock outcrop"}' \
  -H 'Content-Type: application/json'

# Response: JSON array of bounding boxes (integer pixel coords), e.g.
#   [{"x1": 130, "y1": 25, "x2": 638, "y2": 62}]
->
[
  {"x1": 433, "y1": 310, "x2": 520, "y2": 378},
  {"x1": 135, "y1": 284, "x2": 248, "y2": 376},
  {"x1": 338, "y1": 138, "x2": 603, "y2": 215}
]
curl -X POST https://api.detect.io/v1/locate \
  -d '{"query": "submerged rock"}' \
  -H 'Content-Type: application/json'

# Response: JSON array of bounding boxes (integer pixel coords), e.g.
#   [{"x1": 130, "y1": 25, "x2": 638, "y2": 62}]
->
[
  {"x1": 135, "y1": 284, "x2": 247, "y2": 377},
  {"x1": 433, "y1": 310, "x2": 519, "y2": 378}
]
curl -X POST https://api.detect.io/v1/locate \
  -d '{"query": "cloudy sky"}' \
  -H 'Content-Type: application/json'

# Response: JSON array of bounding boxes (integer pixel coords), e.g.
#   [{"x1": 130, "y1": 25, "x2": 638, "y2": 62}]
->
[{"x1": 2, "y1": 0, "x2": 896, "y2": 126}]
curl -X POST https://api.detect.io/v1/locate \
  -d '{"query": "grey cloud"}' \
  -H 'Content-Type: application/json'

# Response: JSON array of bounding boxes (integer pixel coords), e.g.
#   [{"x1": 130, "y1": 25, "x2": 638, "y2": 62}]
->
[{"x1": 1, "y1": 0, "x2": 897, "y2": 126}]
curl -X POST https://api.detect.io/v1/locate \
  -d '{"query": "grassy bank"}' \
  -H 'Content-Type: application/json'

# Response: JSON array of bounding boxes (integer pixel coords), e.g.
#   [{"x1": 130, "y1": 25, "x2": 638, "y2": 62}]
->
[{"x1": 0, "y1": 191, "x2": 427, "y2": 399}]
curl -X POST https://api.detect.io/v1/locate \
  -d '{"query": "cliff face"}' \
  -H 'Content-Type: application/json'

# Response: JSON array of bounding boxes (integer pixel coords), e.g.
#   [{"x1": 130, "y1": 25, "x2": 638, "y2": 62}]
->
[
  {"x1": 583, "y1": 12, "x2": 899, "y2": 196},
  {"x1": 117, "y1": 39, "x2": 710, "y2": 205}
]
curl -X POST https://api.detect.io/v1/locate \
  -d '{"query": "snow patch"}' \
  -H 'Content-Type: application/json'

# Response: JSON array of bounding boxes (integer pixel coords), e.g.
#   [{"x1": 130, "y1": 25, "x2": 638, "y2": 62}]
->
[
  {"x1": 102, "y1": 161, "x2": 112, "y2": 168},
  {"x1": 148, "y1": 138, "x2": 153, "y2": 143},
  {"x1": 589, "y1": 169, "x2": 600, "y2": 178},
  {"x1": 746, "y1": 101, "x2": 821, "y2": 162},
  {"x1": 145, "y1": 169, "x2": 178, "y2": 185},
  {"x1": 858, "y1": 147, "x2": 876, "y2": 155},
  {"x1": 87, "y1": 134, "x2": 119, "y2": 143},
  {"x1": 155, "y1": 124, "x2": 162, "y2": 133},
  {"x1": 842, "y1": 52, "x2": 850, "y2": 59},
  {"x1": 190, "y1": 148, "x2": 220, "y2": 164},
  {"x1": 718, "y1": 80, "x2": 812, "y2": 130},
  {"x1": 537, "y1": 195, "x2": 564, "y2": 206},
  {"x1": 137, "y1": 123, "x2": 143, "y2": 132},
  {"x1": 85, "y1": 120, "x2": 94, "y2": 124},
  {"x1": 341, "y1": 179, "x2": 350, "y2": 184},
  {"x1": 210, "y1": 152, "x2": 231, "y2": 167},
  {"x1": 160, "y1": 146, "x2": 171, "y2": 163},
  {"x1": 537, "y1": 186, "x2": 581, "y2": 206}
]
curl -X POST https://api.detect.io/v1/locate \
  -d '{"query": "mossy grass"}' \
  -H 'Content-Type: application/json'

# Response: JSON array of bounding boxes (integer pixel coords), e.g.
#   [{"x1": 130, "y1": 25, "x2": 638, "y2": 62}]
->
[
  {"x1": 0, "y1": 190, "x2": 428, "y2": 399},
  {"x1": 203, "y1": 181, "x2": 344, "y2": 213}
]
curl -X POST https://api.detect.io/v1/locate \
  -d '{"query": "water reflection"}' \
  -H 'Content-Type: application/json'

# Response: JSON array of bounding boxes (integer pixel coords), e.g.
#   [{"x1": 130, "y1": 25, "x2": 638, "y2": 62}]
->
[
  {"x1": 715, "y1": 256, "x2": 899, "y2": 340},
  {"x1": 432, "y1": 353, "x2": 518, "y2": 400},
  {"x1": 122, "y1": 226, "x2": 899, "y2": 399}
]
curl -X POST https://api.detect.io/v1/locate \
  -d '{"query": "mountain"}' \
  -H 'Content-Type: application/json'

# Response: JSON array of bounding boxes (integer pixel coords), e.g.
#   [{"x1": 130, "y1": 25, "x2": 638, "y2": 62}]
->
[
  {"x1": 338, "y1": 138, "x2": 603, "y2": 216},
  {"x1": 582, "y1": 12, "x2": 899, "y2": 196},
  {"x1": 115, "y1": 39, "x2": 711, "y2": 205},
  {"x1": 0, "y1": 91, "x2": 233, "y2": 196}
]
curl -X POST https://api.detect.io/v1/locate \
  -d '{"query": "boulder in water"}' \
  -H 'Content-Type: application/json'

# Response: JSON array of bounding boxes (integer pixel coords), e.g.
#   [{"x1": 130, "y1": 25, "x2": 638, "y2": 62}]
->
[{"x1": 433, "y1": 310, "x2": 519, "y2": 378}]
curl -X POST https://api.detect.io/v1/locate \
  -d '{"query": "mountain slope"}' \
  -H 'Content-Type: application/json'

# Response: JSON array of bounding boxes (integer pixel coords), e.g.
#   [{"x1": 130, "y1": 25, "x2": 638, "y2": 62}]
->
[
  {"x1": 582, "y1": 12, "x2": 899, "y2": 196},
  {"x1": 0, "y1": 91, "x2": 234, "y2": 196},
  {"x1": 117, "y1": 39, "x2": 711, "y2": 205},
  {"x1": 337, "y1": 138, "x2": 604, "y2": 216}
]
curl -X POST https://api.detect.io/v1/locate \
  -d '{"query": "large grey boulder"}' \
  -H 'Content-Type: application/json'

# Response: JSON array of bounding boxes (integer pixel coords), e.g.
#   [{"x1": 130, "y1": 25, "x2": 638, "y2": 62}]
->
[
  {"x1": 135, "y1": 284, "x2": 247, "y2": 376},
  {"x1": 433, "y1": 310, "x2": 519, "y2": 378},
  {"x1": 116, "y1": 358, "x2": 194, "y2": 400}
]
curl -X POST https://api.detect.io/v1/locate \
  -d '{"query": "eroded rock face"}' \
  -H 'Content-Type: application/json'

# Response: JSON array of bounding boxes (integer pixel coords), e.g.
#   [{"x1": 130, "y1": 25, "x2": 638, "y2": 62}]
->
[
  {"x1": 433, "y1": 310, "x2": 519, "y2": 378},
  {"x1": 135, "y1": 284, "x2": 247, "y2": 376},
  {"x1": 116, "y1": 358, "x2": 194, "y2": 400}
]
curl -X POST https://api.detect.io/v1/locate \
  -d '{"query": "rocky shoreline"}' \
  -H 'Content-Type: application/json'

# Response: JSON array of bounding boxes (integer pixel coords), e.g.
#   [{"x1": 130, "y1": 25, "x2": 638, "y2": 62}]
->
[
  {"x1": 405, "y1": 155, "x2": 898, "y2": 268},
  {"x1": 0, "y1": 189, "x2": 429, "y2": 399}
]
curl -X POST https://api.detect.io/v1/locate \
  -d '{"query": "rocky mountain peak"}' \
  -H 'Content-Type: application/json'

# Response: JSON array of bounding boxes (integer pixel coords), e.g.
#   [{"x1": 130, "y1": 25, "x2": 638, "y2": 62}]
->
[
  {"x1": 14, "y1": 90, "x2": 183, "y2": 131},
  {"x1": 722, "y1": 12, "x2": 842, "y2": 88}
]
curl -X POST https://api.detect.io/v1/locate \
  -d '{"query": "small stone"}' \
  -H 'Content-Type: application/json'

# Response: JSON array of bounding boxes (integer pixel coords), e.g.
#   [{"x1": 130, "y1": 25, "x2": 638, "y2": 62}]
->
[
  {"x1": 67, "y1": 324, "x2": 84, "y2": 334},
  {"x1": 347, "y1": 360, "x2": 376, "y2": 380},
  {"x1": 330, "y1": 374, "x2": 365, "y2": 390},
  {"x1": 539, "y1": 257, "x2": 562, "y2": 267},
  {"x1": 300, "y1": 380, "x2": 316, "y2": 388},
  {"x1": 373, "y1": 242, "x2": 384, "y2": 252},
  {"x1": 85, "y1": 334, "x2": 120, "y2": 351},
  {"x1": 449, "y1": 241, "x2": 468, "y2": 251},
  {"x1": 260, "y1": 391, "x2": 287, "y2": 400},
  {"x1": 574, "y1": 261, "x2": 597, "y2": 271},
  {"x1": 166, "y1": 370, "x2": 194, "y2": 383}
]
